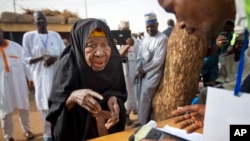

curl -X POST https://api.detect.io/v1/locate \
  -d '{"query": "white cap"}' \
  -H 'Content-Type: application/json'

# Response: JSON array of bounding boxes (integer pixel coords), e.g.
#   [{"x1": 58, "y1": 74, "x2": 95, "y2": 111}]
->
[
  {"x1": 119, "y1": 20, "x2": 130, "y2": 28},
  {"x1": 144, "y1": 12, "x2": 157, "y2": 25}
]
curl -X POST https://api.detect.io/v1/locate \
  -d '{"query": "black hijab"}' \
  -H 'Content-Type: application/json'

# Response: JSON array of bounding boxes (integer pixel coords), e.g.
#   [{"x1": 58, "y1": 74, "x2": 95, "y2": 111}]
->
[{"x1": 46, "y1": 18, "x2": 127, "y2": 141}]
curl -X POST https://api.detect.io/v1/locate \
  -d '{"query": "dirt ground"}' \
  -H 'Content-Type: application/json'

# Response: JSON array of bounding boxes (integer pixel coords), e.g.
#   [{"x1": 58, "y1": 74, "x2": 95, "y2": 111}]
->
[
  {"x1": 0, "y1": 95, "x2": 44, "y2": 141},
  {"x1": 0, "y1": 94, "x2": 138, "y2": 141}
]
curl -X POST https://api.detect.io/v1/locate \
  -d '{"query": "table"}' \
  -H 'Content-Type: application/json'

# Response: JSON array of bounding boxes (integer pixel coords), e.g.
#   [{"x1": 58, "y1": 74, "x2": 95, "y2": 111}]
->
[{"x1": 88, "y1": 118, "x2": 203, "y2": 141}]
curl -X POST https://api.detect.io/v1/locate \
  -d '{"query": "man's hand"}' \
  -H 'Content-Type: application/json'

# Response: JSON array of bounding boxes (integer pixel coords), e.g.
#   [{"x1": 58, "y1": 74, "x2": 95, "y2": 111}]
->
[
  {"x1": 42, "y1": 54, "x2": 58, "y2": 67},
  {"x1": 137, "y1": 67, "x2": 146, "y2": 78},
  {"x1": 171, "y1": 104, "x2": 205, "y2": 133},
  {"x1": 216, "y1": 34, "x2": 228, "y2": 47},
  {"x1": 28, "y1": 80, "x2": 35, "y2": 94},
  {"x1": 126, "y1": 37, "x2": 134, "y2": 46}
]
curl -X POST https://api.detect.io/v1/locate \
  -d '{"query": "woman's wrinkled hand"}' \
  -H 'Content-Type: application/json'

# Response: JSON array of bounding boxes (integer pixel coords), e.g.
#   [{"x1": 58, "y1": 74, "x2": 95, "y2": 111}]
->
[
  {"x1": 105, "y1": 96, "x2": 120, "y2": 129},
  {"x1": 70, "y1": 89, "x2": 103, "y2": 114}
]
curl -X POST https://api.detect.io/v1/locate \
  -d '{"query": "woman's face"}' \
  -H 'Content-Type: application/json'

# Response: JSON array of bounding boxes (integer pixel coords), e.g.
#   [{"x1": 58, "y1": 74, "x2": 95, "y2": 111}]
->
[{"x1": 85, "y1": 36, "x2": 111, "y2": 71}]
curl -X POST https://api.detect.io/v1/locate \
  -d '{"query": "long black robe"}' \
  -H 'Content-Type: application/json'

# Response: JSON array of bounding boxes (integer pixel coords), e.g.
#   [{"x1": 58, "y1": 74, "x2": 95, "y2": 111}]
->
[{"x1": 46, "y1": 18, "x2": 127, "y2": 141}]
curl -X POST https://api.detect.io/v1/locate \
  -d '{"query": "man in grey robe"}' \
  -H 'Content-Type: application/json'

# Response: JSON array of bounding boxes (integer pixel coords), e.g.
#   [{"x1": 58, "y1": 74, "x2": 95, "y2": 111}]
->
[{"x1": 136, "y1": 12, "x2": 168, "y2": 125}]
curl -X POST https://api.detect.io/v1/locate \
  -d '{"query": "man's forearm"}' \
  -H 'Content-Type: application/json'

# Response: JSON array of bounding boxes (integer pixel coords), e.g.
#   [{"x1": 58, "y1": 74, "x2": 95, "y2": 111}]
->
[{"x1": 29, "y1": 56, "x2": 43, "y2": 64}]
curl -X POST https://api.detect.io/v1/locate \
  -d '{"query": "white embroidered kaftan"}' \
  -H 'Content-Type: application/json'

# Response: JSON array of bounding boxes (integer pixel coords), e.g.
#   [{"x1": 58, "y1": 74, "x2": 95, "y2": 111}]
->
[{"x1": 22, "y1": 31, "x2": 65, "y2": 110}]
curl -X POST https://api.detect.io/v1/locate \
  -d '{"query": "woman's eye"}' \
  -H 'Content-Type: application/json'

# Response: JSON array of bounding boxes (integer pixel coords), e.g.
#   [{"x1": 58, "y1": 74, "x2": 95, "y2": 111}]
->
[
  {"x1": 86, "y1": 41, "x2": 109, "y2": 49},
  {"x1": 86, "y1": 43, "x2": 96, "y2": 48},
  {"x1": 101, "y1": 42, "x2": 109, "y2": 48}
]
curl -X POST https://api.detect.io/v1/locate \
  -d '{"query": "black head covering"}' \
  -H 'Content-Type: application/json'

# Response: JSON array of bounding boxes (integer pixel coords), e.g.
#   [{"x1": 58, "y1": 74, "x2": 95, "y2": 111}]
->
[
  {"x1": 69, "y1": 18, "x2": 126, "y2": 92},
  {"x1": 46, "y1": 18, "x2": 127, "y2": 141}
]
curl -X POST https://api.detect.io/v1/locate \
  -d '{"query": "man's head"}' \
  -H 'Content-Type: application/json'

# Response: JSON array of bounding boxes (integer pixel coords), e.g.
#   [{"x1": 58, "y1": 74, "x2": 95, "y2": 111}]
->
[
  {"x1": 158, "y1": 0, "x2": 236, "y2": 39},
  {"x1": 118, "y1": 20, "x2": 130, "y2": 30},
  {"x1": 167, "y1": 19, "x2": 175, "y2": 27},
  {"x1": 144, "y1": 12, "x2": 159, "y2": 36},
  {"x1": 233, "y1": 33, "x2": 244, "y2": 54},
  {"x1": 33, "y1": 11, "x2": 48, "y2": 33},
  {"x1": 222, "y1": 20, "x2": 235, "y2": 33}
]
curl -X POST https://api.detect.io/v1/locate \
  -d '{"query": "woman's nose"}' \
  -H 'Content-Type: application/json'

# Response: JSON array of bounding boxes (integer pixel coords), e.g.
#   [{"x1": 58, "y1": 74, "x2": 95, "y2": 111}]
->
[{"x1": 94, "y1": 47, "x2": 105, "y2": 57}]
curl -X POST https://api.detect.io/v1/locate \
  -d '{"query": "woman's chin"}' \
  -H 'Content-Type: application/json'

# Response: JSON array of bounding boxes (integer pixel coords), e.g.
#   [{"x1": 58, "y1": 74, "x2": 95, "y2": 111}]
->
[{"x1": 92, "y1": 67, "x2": 105, "y2": 71}]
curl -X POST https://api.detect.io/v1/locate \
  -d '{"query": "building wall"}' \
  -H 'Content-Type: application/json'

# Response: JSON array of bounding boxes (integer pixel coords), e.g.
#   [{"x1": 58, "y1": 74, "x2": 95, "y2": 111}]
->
[{"x1": 4, "y1": 31, "x2": 70, "y2": 46}]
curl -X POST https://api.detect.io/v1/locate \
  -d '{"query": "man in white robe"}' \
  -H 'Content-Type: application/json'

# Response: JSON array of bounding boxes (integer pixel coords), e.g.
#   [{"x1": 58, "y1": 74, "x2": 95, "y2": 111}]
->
[
  {"x1": 22, "y1": 11, "x2": 65, "y2": 141},
  {"x1": 136, "y1": 13, "x2": 168, "y2": 125},
  {"x1": 0, "y1": 28, "x2": 34, "y2": 141}
]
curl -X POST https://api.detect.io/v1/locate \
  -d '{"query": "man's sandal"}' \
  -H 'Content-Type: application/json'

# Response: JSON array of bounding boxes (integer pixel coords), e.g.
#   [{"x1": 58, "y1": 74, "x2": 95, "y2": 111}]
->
[{"x1": 24, "y1": 131, "x2": 35, "y2": 140}]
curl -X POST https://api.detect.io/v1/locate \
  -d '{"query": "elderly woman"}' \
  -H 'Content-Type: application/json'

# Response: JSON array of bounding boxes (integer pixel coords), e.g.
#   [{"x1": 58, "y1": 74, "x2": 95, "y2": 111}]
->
[{"x1": 46, "y1": 18, "x2": 127, "y2": 141}]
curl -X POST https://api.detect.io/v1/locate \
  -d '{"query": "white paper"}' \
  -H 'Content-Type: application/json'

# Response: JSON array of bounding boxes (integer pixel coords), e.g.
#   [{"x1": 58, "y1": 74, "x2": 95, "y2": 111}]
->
[
  {"x1": 203, "y1": 87, "x2": 250, "y2": 141},
  {"x1": 157, "y1": 125, "x2": 203, "y2": 141},
  {"x1": 146, "y1": 120, "x2": 157, "y2": 128}
]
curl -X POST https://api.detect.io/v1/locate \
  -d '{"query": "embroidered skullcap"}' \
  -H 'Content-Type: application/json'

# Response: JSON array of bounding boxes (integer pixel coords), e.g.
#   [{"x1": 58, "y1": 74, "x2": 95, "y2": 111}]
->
[
  {"x1": 144, "y1": 12, "x2": 157, "y2": 25},
  {"x1": 119, "y1": 20, "x2": 130, "y2": 28},
  {"x1": 89, "y1": 28, "x2": 106, "y2": 38}
]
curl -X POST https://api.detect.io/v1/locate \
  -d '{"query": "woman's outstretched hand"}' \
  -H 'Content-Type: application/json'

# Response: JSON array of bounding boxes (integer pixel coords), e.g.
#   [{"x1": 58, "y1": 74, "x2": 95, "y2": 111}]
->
[
  {"x1": 67, "y1": 89, "x2": 103, "y2": 113},
  {"x1": 105, "y1": 96, "x2": 120, "y2": 129}
]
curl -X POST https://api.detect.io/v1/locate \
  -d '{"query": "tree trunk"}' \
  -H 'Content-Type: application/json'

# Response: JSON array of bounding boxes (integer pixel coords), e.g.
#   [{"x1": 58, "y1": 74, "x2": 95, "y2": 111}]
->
[{"x1": 152, "y1": 26, "x2": 209, "y2": 121}]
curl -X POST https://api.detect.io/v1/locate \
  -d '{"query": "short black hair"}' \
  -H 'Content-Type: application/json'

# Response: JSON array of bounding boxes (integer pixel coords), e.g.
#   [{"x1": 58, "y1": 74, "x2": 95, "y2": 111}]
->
[
  {"x1": 33, "y1": 11, "x2": 47, "y2": 22},
  {"x1": 167, "y1": 19, "x2": 175, "y2": 26}
]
